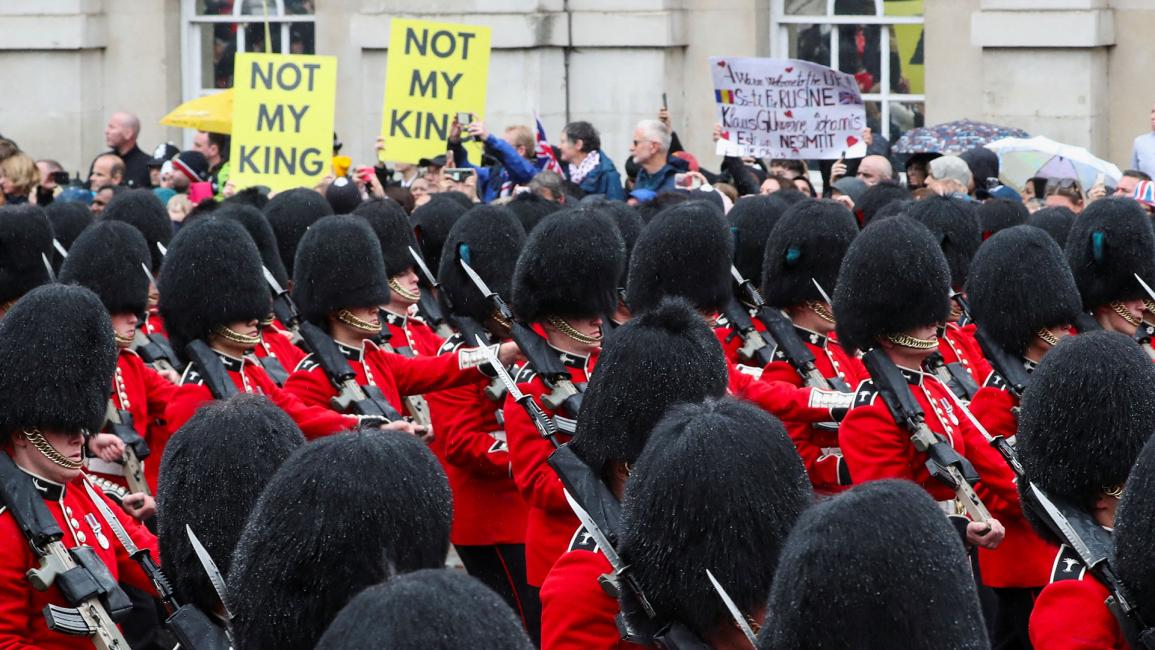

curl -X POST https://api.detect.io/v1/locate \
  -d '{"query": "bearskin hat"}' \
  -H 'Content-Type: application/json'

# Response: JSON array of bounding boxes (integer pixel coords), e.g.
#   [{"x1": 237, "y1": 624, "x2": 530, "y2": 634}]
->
[
  {"x1": 100, "y1": 189, "x2": 173, "y2": 273},
  {"x1": 1017, "y1": 330, "x2": 1155, "y2": 542},
  {"x1": 293, "y1": 215, "x2": 390, "y2": 326},
  {"x1": 352, "y1": 198, "x2": 419, "y2": 277},
  {"x1": 59, "y1": 221, "x2": 151, "y2": 316},
  {"x1": 966, "y1": 225, "x2": 1081, "y2": 357},
  {"x1": 228, "y1": 430, "x2": 452, "y2": 650},
  {"x1": 1114, "y1": 435, "x2": 1155, "y2": 625},
  {"x1": 1064, "y1": 197, "x2": 1155, "y2": 310},
  {"x1": 635, "y1": 190, "x2": 690, "y2": 224},
  {"x1": 758, "y1": 480, "x2": 987, "y2": 650},
  {"x1": 833, "y1": 216, "x2": 951, "y2": 353},
  {"x1": 412, "y1": 194, "x2": 470, "y2": 274},
  {"x1": 854, "y1": 180, "x2": 911, "y2": 227},
  {"x1": 511, "y1": 207, "x2": 624, "y2": 322},
  {"x1": 263, "y1": 187, "x2": 333, "y2": 277},
  {"x1": 903, "y1": 195, "x2": 981, "y2": 290},
  {"x1": 582, "y1": 197, "x2": 642, "y2": 276},
  {"x1": 0, "y1": 205, "x2": 54, "y2": 305},
  {"x1": 976, "y1": 198, "x2": 1028, "y2": 240},
  {"x1": 0, "y1": 285, "x2": 117, "y2": 437},
  {"x1": 728, "y1": 194, "x2": 790, "y2": 286},
  {"x1": 157, "y1": 217, "x2": 270, "y2": 361},
  {"x1": 569, "y1": 298, "x2": 729, "y2": 479},
  {"x1": 157, "y1": 395, "x2": 304, "y2": 615},
  {"x1": 314, "y1": 569, "x2": 533, "y2": 650},
  {"x1": 506, "y1": 192, "x2": 562, "y2": 234},
  {"x1": 625, "y1": 200, "x2": 733, "y2": 315},
  {"x1": 761, "y1": 199, "x2": 858, "y2": 308},
  {"x1": 437, "y1": 205, "x2": 526, "y2": 323},
  {"x1": 213, "y1": 203, "x2": 289, "y2": 289},
  {"x1": 618, "y1": 398, "x2": 810, "y2": 640},
  {"x1": 223, "y1": 186, "x2": 270, "y2": 211},
  {"x1": 1028, "y1": 206, "x2": 1077, "y2": 247},
  {"x1": 44, "y1": 201, "x2": 93, "y2": 271}
]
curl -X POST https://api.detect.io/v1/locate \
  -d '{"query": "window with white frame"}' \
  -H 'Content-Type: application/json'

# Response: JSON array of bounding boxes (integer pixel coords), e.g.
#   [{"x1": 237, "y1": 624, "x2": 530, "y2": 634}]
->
[{"x1": 771, "y1": 0, "x2": 925, "y2": 145}]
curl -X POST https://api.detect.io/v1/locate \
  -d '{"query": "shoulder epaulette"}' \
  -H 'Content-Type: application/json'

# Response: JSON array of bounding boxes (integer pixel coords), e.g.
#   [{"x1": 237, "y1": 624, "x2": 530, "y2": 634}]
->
[
  {"x1": 294, "y1": 355, "x2": 320, "y2": 373},
  {"x1": 437, "y1": 334, "x2": 464, "y2": 356},
  {"x1": 851, "y1": 378, "x2": 879, "y2": 408},
  {"x1": 513, "y1": 364, "x2": 537, "y2": 384},
  {"x1": 567, "y1": 525, "x2": 600, "y2": 553},
  {"x1": 1049, "y1": 544, "x2": 1088, "y2": 583}
]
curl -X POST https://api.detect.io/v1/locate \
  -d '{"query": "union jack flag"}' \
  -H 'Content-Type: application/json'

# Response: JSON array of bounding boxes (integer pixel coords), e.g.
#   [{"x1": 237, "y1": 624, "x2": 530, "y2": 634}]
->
[{"x1": 534, "y1": 113, "x2": 565, "y2": 175}]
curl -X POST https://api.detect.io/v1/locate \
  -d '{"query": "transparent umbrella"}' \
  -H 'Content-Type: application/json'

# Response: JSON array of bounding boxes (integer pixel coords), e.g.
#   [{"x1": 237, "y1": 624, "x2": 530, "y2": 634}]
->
[{"x1": 985, "y1": 136, "x2": 1122, "y2": 191}]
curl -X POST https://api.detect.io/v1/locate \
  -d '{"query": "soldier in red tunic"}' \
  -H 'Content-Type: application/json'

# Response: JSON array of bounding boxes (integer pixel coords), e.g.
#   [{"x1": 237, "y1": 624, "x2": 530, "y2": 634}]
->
[
  {"x1": 717, "y1": 194, "x2": 788, "y2": 365},
  {"x1": 0, "y1": 204, "x2": 53, "y2": 320},
  {"x1": 0, "y1": 285, "x2": 159, "y2": 649},
  {"x1": 1111, "y1": 434, "x2": 1155, "y2": 650}
]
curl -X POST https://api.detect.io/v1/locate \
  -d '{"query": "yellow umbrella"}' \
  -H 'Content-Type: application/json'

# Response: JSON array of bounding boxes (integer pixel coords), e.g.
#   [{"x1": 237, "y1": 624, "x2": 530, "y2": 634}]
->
[{"x1": 160, "y1": 90, "x2": 234, "y2": 134}]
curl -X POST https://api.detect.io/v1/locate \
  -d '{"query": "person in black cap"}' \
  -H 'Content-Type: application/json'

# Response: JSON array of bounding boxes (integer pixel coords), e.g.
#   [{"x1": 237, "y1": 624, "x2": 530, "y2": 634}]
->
[
  {"x1": 964, "y1": 224, "x2": 1083, "y2": 648},
  {"x1": 1017, "y1": 331, "x2": 1155, "y2": 648},
  {"x1": 157, "y1": 394, "x2": 303, "y2": 624},
  {"x1": 759, "y1": 480, "x2": 989, "y2": 650},
  {"x1": 834, "y1": 216, "x2": 1010, "y2": 549},
  {"x1": 540, "y1": 296, "x2": 730, "y2": 649},
  {"x1": 617, "y1": 398, "x2": 811, "y2": 646},
  {"x1": 0, "y1": 285, "x2": 159, "y2": 649},
  {"x1": 145, "y1": 143, "x2": 180, "y2": 189},
  {"x1": 759, "y1": 199, "x2": 865, "y2": 493},
  {"x1": 316, "y1": 569, "x2": 533, "y2": 650},
  {"x1": 262, "y1": 187, "x2": 334, "y2": 279},
  {"x1": 227, "y1": 429, "x2": 453, "y2": 650},
  {"x1": 0, "y1": 204, "x2": 53, "y2": 319}
]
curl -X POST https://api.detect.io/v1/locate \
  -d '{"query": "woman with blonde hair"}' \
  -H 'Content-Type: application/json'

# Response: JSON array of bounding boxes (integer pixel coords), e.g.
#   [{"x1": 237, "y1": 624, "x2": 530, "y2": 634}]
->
[{"x1": 0, "y1": 152, "x2": 39, "y2": 205}]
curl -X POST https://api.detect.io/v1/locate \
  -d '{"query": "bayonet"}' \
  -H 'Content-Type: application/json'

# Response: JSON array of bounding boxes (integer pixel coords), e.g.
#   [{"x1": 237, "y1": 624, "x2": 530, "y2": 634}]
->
[
  {"x1": 474, "y1": 335, "x2": 559, "y2": 446},
  {"x1": 53, "y1": 238, "x2": 68, "y2": 259},
  {"x1": 156, "y1": 242, "x2": 168, "y2": 256},
  {"x1": 408, "y1": 246, "x2": 453, "y2": 338},
  {"x1": 261, "y1": 265, "x2": 302, "y2": 344},
  {"x1": 563, "y1": 490, "x2": 655, "y2": 618},
  {"x1": 187, "y1": 525, "x2": 234, "y2": 621},
  {"x1": 706, "y1": 569, "x2": 757, "y2": 647},
  {"x1": 811, "y1": 277, "x2": 834, "y2": 306},
  {"x1": 410, "y1": 246, "x2": 438, "y2": 288},
  {"x1": 41, "y1": 253, "x2": 56, "y2": 283}
]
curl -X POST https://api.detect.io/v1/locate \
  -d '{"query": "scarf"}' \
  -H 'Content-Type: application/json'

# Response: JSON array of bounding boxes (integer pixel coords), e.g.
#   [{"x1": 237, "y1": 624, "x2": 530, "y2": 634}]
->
[{"x1": 568, "y1": 150, "x2": 601, "y2": 185}]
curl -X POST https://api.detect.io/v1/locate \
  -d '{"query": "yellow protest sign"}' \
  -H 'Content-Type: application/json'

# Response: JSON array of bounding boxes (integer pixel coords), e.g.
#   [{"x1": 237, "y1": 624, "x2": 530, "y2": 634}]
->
[
  {"x1": 381, "y1": 19, "x2": 492, "y2": 164},
  {"x1": 229, "y1": 53, "x2": 337, "y2": 192}
]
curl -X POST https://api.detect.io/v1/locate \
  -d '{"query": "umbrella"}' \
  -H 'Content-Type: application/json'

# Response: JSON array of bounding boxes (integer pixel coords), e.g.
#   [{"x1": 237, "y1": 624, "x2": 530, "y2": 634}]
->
[
  {"x1": 985, "y1": 136, "x2": 1122, "y2": 192},
  {"x1": 160, "y1": 90, "x2": 233, "y2": 134},
  {"x1": 893, "y1": 119, "x2": 1029, "y2": 154}
]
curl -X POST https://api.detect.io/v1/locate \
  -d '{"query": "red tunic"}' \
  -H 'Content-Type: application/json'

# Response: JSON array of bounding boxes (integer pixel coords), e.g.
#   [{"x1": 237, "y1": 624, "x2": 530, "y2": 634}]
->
[
  {"x1": 1029, "y1": 546, "x2": 1127, "y2": 649},
  {"x1": 87, "y1": 350, "x2": 178, "y2": 494},
  {"x1": 382, "y1": 309, "x2": 444, "y2": 358},
  {"x1": 252, "y1": 326, "x2": 306, "y2": 382},
  {"x1": 761, "y1": 326, "x2": 867, "y2": 492},
  {"x1": 165, "y1": 349, "x2": 360, "y2": 439},
  {"x1": 727, "y1": 362, "x2": 855, "y2": 431},
  {"x1": 144, "y1": 310, "x2": 167, "y2": 339},
  {"x1": 425, "y1": 333, "x2": 529, "y2": 547},
  {"x1": 540, "y1": 530, "x2": 646, "y2": 650},
  {"x1": 505, "y1": 347, "x2": 595, "y2": 586},
  {"x1": 938, "y1": 322, "x2": 992, "y2": 388},
  {"x1": 714, "y1": 311, "x2": 768, "y2": 367},
  {"x1": 0, "y1": 468, "x2": 158, "y2": 650}
]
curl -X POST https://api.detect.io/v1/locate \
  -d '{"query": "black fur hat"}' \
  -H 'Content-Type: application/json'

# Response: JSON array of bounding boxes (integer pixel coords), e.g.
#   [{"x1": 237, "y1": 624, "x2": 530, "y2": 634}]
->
[
  {"x1": 1017, "y1": 330, "x2": 1155, "y2": 542},
  {"x1": 263, "y1": 187, "x2": 333, "y2": 277},
  {"x1": 315, "y1": 569, "x2": 533, "y2": 650},
  {"x1": 353, "y1": 198, "x2": 419, "y2": 277},
  {"x1": 101, "y1": 189, "x2": 173, "y2": 273},
  {"x1": 59, "y1": 221, "x2": 151, "y2": 316},
  {"x1": 214, "y1": 203, "x2": 289, "y2": 289},
  {"x1": 223, "y1": 186, "x2": 269, "y2": 211},
  {"x1": 582, "y1": 198, "x2": 642, "y2": 274},
  {"x1": 1028, "y1": 206, "x2": 1077, "y2": 247},
  {"x1": 156, "y1": 395, "x2": 304, "y2": 615},
  {"x1": 44, "y1": 201, "x2": 93, "y2": 271},
  {"x1": 437, "y1": 205, "x2": 526, "y2": 323},
  {"x1": 855, "y1": 180, "x2": 911, "y2": 226},
  {"x1": 0, "y1": 205, "x2": 54, "y2": 305},
  {"x1": 728, "y1": 194, "x2": 790, "y2": 285},
  {"x1": 511, "y1": 207, "x2": 624, "y2": 322},
  {"x1": 293, "y1": 215, "x2": 390, "y2": 326},
  {"x1": 966, "y1": 225, "x2": 1081, "y2": 357},
  {"x1": 626, "y1": 200, "x2": 733, "y2": 315},
  {"x1": 569, "y1": 297, "x2": 729, "y2": 479},
  {"x1": 157, "y1": 217, "x2": 271, "y2": 360},
  {"x1": 904, "y1": 195, "x2": 981, "y2": 290},
  {"x1": 976, "y1": 198, "x2": 1029, "y2": 240},
  {"x1": 1114, "y1": 435, "x2": 1155, "y2": 625},
  {"x1": 833, "y1": 216, "x2": 951, "y2": 353},
  {"x1": 761, "y1": 199, "x2": 858, "y2": 308},
  {"x1": 758, "y1": 480, "x2": 988, "y2": 650},
  {"x1": 0, "y1": 285, "x2": 117, "y2": 437},
  {"x1": 506, "y1": 192, "x2": 562, "y2": 234},
  {"x1": 1064, "y1": 197, "x2": 1155, "y2": 309},
  {"x1": 228, "y1": 430, "x2": 452, "y2": 650},
  {"x1": 412, "y1": 194, "x2": 470, "y2": 274},
  {"x1": 618, "y1": 398, "x2": 811, "y2": 639}
]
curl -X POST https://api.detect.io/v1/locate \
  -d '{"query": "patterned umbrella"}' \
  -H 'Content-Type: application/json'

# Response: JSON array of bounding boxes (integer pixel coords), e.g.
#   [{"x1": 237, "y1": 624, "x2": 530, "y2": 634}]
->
[{"x1": 893, "y1": 119, "x2": 1030, "y2": 154}]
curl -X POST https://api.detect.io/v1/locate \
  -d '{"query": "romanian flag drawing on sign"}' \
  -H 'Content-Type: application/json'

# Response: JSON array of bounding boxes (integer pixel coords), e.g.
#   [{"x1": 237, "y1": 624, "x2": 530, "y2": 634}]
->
[{"x1": 715, "y1": 89, "x2": 735, "y2": 104}]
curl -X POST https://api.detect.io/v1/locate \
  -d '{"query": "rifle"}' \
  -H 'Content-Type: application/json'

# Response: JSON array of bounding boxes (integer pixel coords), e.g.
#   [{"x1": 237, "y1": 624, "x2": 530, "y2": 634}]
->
[
  {"x1": 82, "y1": 481, "x2": 231, "y2": 650},
  {"x1": 409, "y1": 246, "x2": 455, "y2": 340},
  {"x1": 370, "y1": 320, "x2": 434, "y2": 429},
  {"x1": 261, "y1": 266, "x2": 302, "y2": 345},
  {"x1": 297, "y1": 321, "x2": 399, "y2": 423},
  {"x1": 923, "y1": 347, "x2": 980, "y2": 402},
  {"x1": 475, "y1": 336, "x2": 559, "y2": 448},
  {"x1": 972, "y1": 327, "x2": 1031, "y2": 400},
  {"x1": 132, "y1": 329, "x2": 181, "y2": 375},
  {"x1": 460, "y1": 258, "x2": 583, "y2": 418},
  {"x1": 861, "y1": 348, "x2": 993, "y2": 525},
  {"x1": 184, "y1": 340, "x2": 240, "y2": 400},
  {"x1": 0, "y1": 453, "x2": 131, "y2": 649},
  {"x1": 101, "y1": 401, "x2": 150, "y2": 496}
]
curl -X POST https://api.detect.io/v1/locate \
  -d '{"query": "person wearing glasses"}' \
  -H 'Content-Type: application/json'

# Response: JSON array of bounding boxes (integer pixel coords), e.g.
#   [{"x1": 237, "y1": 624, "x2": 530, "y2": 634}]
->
[
  {"x1": 1044, "y1": 177, "x2": 1085, "y2": 214},
  {"x1": 629, "y1": 119, "x2": 682, "y2": 194}
]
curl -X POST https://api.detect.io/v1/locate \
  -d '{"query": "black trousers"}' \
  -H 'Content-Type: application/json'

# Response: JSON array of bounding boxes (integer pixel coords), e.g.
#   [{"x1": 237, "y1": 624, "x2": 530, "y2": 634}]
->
[
  {"x1": 991, "y1": 587, "x2": 1039, "y2": 650},
  {"x1": 456, "y1": 543, "x2": 540, "y2": 646}
]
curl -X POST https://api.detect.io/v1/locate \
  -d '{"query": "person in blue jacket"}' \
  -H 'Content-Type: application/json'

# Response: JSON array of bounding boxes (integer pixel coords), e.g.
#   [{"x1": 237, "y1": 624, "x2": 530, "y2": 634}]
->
[
  {"x1": 449, "y1": 120, "x2": 540, "y2": 203},
  {"x1": 629, "y1": 119, "x2": 684, "y2": 194},
  {"x1": 558, "y1": 121, "x2": 625, "y2": 201}
]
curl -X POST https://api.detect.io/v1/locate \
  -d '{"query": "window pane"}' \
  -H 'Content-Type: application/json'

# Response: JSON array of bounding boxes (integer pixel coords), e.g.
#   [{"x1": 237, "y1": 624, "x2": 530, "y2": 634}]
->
[
  {"x1": 833, "y1": 0, "x2": 880, "y2": 15},
  {"x1": 784, "y1": 0, "x2": 829, "y2": 16},
  {"x1": 887, "y1": 100, "x2": 925, "y2": 144},
  {"x1": 200, "y1": 23, "x2": 236, "y2": 89},
  {"x1": 197, "y1": 0, "x2": 315, "y2": 16},
  {"x1": 834, "y1": 24, "x2": 883, "y2": 93},
  {"x1": 885, "y1": 0, "x2": 925, "y2": 94},
  {"x1": 783, "y1": 23, "x2": 833, "y2": 67}
]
